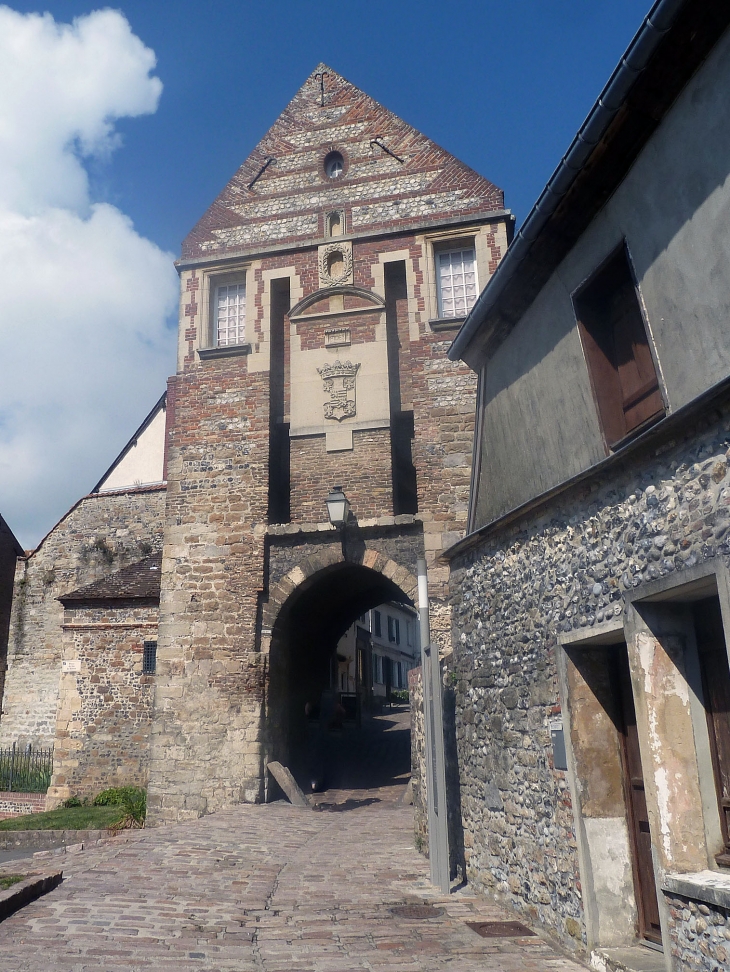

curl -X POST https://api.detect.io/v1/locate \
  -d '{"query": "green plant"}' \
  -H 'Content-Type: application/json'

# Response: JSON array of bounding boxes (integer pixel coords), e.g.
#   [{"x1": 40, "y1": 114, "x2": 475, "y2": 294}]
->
[
  {"x1": 0, "y1": 804, "x2": 126, "y2": 831},
  {"x1": 391, "y1": 689, "x2": 409, "y2": 703},
  {"x1": 93, "y1": 786, "x2": 146, "y2": 827},
  {"x1": 414, "y1": 832, "x2": 424, "y2": 852},
  {"x1": 61, "y1": 796, "x2": 82, "y2": 808},
  {"x1": 92, "y1": 537, "x2": 116, "y2": 565},
  {"x1": 0, "y1": 874, "x2": 24, "y2": 890}
]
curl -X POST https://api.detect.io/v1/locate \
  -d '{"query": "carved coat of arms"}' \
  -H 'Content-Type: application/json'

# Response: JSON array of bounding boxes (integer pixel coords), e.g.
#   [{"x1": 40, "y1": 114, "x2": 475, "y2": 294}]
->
[{"x1": 317, "y1": 360, "x2": 360, "y2": 421}]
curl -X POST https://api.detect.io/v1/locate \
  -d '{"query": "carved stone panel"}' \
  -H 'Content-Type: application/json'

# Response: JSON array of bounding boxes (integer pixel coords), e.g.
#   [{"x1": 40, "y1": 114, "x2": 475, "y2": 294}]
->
[
  {"x1": 318, "y1": 241, "x2": 353, "y2": 287},
  {"x1": 317, "y1": 359, "x2": 360, "y2": 421}
]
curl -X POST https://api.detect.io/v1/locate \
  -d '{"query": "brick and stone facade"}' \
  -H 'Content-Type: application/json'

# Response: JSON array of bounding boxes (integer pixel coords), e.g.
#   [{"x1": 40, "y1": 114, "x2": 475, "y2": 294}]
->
[{"x1": 148, "y1": 63, "x2": 510, "y2": 822}]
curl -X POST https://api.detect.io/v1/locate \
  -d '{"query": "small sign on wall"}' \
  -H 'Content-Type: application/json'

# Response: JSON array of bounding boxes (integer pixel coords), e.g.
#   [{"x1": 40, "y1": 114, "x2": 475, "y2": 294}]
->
[
  {"x1": 61, "y1": 659, "x2": 81, "y2": 673},
  {"x1": 550, "y1": 719, "x2": 568, "y2": 771}
]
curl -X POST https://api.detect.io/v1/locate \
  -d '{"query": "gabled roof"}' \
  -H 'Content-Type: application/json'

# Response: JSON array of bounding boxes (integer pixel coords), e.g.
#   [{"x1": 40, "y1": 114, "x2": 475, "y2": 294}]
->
[
  {"x1": 59, "y1": 553, "x2": 162, "y2": 604},
  {"x1": 181, "y1": 63, "x2": 505, "y2": 262},
  {"x1": 449, "y1": 0, "x2": 730, "y2": 370}
]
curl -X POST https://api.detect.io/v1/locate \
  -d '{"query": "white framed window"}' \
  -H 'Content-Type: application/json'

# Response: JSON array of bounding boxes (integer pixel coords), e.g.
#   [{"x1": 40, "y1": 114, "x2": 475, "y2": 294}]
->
[
  {"x1": 215, "y1": 282, "x2": 246, "y2": 347},
  {"x1": 387, "y1": 616, "x2": 400, "y2": 645},
  {"x1": 437, "y1": 247, "x2": 478, "y2": 319}
]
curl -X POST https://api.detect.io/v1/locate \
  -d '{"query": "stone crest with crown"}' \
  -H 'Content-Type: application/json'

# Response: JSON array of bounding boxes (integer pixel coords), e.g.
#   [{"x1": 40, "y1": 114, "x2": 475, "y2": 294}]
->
[{"x1": 317, "y1": 359, "x2": 360, "y2": 421}]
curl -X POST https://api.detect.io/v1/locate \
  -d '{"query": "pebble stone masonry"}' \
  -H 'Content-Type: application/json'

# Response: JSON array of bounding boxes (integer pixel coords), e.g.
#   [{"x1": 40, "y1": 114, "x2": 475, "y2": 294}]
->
[{"x1": 448, "y1": 395, "x2": 730, "y2": 957}]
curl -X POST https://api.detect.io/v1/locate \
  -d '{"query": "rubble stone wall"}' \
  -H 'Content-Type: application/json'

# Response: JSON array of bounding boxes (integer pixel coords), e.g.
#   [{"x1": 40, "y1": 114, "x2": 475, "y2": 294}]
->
[
  {"x1": 449, "y1": 403, "x2": 730, "y2": 953},
  {"x1": 0, "y1": 488, "x2": 165, "y2": 748},
  {"x1": 47, "y1": 601, "x2": 158, "y2": 807}
]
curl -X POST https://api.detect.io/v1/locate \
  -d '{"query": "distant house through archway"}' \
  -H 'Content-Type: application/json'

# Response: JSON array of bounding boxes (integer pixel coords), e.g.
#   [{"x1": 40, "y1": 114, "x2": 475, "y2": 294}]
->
[{"x1": 264, "y1": 556, "x2": 418, "y2": 799}]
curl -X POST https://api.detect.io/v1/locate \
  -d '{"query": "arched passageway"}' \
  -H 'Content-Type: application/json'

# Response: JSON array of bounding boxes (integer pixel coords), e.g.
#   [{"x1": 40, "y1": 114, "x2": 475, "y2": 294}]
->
[{"x1": 267, "y1": 560, "x2": 417, "y2": 801}]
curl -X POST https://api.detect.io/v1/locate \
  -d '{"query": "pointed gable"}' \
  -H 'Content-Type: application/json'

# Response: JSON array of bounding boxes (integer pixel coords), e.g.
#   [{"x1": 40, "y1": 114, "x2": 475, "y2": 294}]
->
[{"x1": 182, "y1": 64, "x2": 504, "y2": 261}]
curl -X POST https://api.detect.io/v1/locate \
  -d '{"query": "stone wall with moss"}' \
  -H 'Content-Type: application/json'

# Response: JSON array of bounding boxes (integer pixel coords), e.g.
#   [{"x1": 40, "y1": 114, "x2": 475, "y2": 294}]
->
[
  {"x1": 408, "y1": 665, "x2": 427, "y2": 854},
  {"x1": 0, "y1": 487, "x2": 165, "y2": 747}
]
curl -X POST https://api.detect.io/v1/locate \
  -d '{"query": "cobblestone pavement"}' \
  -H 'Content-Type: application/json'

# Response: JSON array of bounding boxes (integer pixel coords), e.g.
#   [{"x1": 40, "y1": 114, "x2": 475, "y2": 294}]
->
[
  {"x1": 0, "y1": 795, "x2": 588, "y2": 972},
  {"x1": 0, "y1": 711, "x2": 587, "y2": 970}
]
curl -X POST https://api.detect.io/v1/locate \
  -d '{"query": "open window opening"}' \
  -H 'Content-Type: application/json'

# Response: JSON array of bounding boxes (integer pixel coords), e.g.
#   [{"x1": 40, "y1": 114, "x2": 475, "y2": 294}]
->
[
  {"x1": 268, "y1": 277, "x2": 291, "y2": 523},
  {"x1": 693, "y1": 597, "x2": 730, "y2": 866},
  {"x1": 574, "y1": 243, "x2": 664, "y2": 448},
  {"x1": 564, "y1": 639, "x2": 662, "y2": 948},
  {"x1": 384, "y1": 261, "x2": 418, "y2": 514}
]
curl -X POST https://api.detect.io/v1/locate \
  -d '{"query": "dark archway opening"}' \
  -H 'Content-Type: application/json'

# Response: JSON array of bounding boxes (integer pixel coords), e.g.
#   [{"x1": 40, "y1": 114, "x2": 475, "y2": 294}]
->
[{"x1": 267, "y1": 562, "x2": 414, "y2": 801}]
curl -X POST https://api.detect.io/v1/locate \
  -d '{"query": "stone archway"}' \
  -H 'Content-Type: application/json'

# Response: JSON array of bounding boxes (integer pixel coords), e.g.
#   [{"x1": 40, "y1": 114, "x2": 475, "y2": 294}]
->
[{"x1": 262, "y1": 548, "x2": 418, "y2": 798}]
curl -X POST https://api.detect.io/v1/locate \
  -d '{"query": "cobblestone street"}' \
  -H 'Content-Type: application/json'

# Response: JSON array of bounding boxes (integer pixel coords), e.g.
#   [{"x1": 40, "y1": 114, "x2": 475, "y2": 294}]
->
[{"x1": 0, "y1": 792, "x2": 587, "y2": 972}]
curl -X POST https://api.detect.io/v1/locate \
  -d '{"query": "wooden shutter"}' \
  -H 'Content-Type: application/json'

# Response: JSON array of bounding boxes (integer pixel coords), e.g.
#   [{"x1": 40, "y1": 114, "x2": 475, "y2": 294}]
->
[{"x1": 575, "y1": 245, "x2": 664, "y2": 448}]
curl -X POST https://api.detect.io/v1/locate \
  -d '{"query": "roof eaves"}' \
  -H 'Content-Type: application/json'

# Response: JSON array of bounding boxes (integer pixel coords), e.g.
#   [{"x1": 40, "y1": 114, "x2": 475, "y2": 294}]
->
[{"x1": 448, "y1": 0, "x2": 688, "y2": 367}]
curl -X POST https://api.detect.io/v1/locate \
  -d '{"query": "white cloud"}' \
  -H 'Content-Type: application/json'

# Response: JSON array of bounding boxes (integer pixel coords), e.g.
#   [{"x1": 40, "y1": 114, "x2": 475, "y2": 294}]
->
[{"x1": 0, "y1": 7, "x2": 178, "y2": 547}]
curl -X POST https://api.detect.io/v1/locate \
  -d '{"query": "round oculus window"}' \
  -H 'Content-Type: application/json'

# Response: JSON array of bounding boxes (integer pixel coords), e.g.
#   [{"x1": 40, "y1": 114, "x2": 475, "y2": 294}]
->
[{"x1": 324, "y1": 151, "x2": 344, "y2": 179}]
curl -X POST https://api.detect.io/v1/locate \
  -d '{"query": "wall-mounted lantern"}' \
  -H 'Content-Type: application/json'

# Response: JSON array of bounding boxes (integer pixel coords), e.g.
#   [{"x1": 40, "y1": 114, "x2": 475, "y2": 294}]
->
[{"x1": 325, "y1": 485, "x2": 350, "y2": 557}]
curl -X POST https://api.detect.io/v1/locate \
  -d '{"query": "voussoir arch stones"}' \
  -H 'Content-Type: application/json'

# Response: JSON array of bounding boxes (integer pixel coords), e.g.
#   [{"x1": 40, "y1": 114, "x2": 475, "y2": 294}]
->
[{"x1": 262, "y1": 547, "x2": 418, "y2": 631}]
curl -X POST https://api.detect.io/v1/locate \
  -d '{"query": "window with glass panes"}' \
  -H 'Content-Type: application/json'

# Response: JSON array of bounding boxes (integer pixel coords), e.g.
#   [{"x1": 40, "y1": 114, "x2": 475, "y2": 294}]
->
[
  {"x1": 437, "y1": 248, "x2": 477, "y2": 318},
  {"x1": 215, "y1": 282, "x2": 246, "y2": 347}
]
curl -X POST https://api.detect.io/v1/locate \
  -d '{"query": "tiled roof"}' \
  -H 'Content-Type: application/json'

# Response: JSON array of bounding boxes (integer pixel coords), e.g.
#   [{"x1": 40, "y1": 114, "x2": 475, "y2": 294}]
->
[{"x1": 59, "y1": 553, "x2": 162, "y2": 603}]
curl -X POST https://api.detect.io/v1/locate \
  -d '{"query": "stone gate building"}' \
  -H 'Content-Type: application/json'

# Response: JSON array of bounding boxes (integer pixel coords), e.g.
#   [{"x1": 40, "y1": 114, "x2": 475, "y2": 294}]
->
[
  {"x1": 0, "y1": 65, "x2": 511, "y2": 817},
  {"x1": 148, "y1": 64, "x2": 510, "y2": 823}
]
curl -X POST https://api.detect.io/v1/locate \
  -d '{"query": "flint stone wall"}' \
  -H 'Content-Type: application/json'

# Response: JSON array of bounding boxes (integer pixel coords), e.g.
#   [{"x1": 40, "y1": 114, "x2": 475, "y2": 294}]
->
[
  {"x1": 449, "y1": 404, "x2": 730, "y2": 953},
  {"x1": 665, "y1": 894, "x2": 730, "y2": 970},
  {"x1": 0, "y1": 488, "x2": 164, "y2": 747}
]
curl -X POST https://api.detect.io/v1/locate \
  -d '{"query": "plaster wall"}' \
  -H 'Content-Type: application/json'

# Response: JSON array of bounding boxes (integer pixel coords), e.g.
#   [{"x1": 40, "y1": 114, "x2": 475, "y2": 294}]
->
[
  {"x1": 473, "y1": 25, "x2": 730, "y2": 529},
  {"x1": 98, "y1": 408, "x2": 166, "y2": 492},
  {"x1": 626, "y1": 607, "x2": 711, "y2": 875}
]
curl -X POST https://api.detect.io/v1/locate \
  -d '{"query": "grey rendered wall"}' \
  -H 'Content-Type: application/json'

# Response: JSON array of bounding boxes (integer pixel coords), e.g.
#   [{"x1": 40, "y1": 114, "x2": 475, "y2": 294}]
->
[{"x1": 474, "y1": 26, "x2": 730, "y2": 529}]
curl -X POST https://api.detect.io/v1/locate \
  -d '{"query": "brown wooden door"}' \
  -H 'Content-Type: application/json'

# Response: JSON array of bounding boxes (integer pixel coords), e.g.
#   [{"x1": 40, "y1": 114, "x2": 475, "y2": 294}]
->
[{"x1": 613, "y1": 647, "x2": 662, "y2": 945}]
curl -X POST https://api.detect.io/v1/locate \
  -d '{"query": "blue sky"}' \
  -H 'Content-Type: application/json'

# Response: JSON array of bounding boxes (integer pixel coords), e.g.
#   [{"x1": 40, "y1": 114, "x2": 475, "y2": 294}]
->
[
  {"x1": 14, "y1": 0, "x2": 651, "y2": 251},
  {"x1": 0, "y1": 1, "x2": 653, "y2": 546}
]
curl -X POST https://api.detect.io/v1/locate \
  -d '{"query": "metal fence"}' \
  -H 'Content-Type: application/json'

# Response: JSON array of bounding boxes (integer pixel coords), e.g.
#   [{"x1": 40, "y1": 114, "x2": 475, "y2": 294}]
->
[{"x1": 0, "y1": 744, "x2": 54, "y2": 792}]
